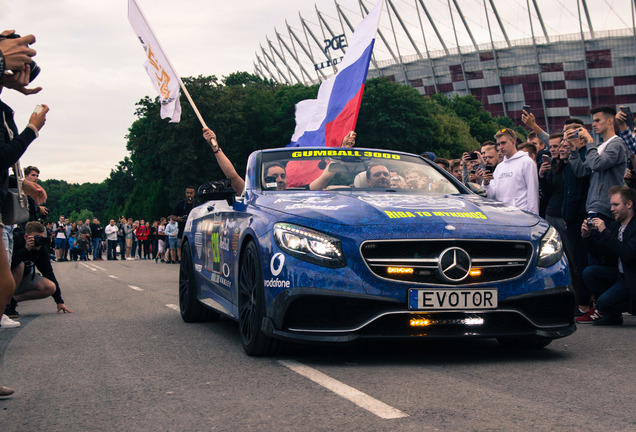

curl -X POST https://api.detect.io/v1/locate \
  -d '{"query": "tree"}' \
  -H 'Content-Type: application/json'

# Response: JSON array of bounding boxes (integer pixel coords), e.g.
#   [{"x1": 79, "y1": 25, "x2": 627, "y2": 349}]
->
[{"x1": 356, "y1": 78, "x2": 477, "y2": 157}]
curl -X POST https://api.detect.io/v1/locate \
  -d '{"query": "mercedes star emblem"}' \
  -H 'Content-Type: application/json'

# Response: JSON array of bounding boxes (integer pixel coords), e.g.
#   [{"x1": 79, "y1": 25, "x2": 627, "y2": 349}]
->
[{"x1": 438, "y1": 247, "x2": 471, "y2": 282}]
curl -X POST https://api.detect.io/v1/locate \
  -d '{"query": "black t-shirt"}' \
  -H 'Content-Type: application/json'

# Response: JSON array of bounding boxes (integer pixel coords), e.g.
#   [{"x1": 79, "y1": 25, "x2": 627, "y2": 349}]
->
[
  {"x1": 172, "y1": 200, "x2": 196, "y2": 239},
  {"x1": 91, "y1": 223, "x2": 103, "y2": 239}
]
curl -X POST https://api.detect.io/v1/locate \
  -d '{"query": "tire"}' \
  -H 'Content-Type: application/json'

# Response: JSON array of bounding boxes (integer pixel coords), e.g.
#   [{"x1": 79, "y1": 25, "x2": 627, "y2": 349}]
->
[
  {"x1": 497, "y1": 336, "x2": 552, "y2": 349},
  {"x1": 238, "y1": 241, "x2": 280, "y2": 356},
  {"x1": 179, "y1": 241, "x2": 220, "y2": 322}
]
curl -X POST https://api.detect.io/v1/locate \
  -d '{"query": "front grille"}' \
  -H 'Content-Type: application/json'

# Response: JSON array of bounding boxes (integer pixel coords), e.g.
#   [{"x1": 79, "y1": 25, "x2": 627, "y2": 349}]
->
[{"x1": 360, "y1": 239, "x2": 533, "y2": 285}]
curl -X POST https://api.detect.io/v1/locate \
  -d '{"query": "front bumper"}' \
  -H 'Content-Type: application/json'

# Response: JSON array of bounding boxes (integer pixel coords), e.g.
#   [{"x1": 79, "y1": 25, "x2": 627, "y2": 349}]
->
[{"x1": 262, "y1": 286, "x2": 576, "y2": 343}]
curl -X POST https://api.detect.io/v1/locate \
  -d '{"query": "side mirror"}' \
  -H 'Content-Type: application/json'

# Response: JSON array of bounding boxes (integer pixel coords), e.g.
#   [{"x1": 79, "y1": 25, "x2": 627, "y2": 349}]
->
[
  {"x1": 198, "y1": 180, "x2": 235, "y2": 205},
  {"x1": 465, "y1": 182, "x2": 487, "y2": 197}
]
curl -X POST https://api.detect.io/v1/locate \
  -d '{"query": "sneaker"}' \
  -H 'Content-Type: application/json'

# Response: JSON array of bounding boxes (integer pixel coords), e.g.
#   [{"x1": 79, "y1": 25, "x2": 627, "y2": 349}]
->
[
  {"x1": 0, "y1": 314, "x2": 20, "y2": 328},
  {"x1": 0, "y1": 384, "x2": 14, "y2": 397},
  {"x1": 592, "y1": 313, "x2": 623, "y2": 326},
  {"x1": 4, "y1": 299, "x2": 18, "y2": 319},
  {"x1": 576, "y1": 308, "x2": 603, "y2": 324}
]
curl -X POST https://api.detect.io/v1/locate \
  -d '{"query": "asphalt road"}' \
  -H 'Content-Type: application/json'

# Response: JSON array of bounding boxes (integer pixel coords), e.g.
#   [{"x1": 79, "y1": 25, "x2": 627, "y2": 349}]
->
[{"x1": 1, "y1": 258, "x2": 635, "y2": 432}]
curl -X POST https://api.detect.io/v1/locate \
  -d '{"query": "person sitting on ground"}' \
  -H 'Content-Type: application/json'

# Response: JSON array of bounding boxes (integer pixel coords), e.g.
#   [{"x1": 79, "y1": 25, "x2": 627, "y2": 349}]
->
[
  {"x1": 577, "y1": 186, "x2": 636, "y2": 325},
  {"x1": 5, "y1": 221, "x2": 73, "y2": 319}
]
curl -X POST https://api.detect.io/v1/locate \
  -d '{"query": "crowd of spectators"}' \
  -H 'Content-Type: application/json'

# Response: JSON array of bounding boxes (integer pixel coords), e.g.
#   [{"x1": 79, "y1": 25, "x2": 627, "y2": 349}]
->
[
  {"x1": 439, "y1": 106, "x2": 635, "y2": 326},
  {"x1": 44, "y1": 213, "x2": 184, "y2": 264}
]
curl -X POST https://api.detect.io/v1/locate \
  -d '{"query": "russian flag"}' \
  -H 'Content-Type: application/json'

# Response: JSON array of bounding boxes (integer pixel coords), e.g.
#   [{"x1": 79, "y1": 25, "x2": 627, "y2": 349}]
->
[{"x1": 288, "y1": 0, "x2": 383, "y2": 149}]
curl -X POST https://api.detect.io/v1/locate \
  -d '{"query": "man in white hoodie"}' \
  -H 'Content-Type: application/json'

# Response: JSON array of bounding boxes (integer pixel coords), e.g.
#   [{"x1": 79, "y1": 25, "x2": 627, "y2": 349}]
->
[{"x1": 482, "y1": 128, "x2": 539, "y2": 215}]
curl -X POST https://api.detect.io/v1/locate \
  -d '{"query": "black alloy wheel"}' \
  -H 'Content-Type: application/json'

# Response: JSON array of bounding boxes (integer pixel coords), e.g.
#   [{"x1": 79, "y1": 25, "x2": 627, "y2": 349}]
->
[{"x1": 238, "y1": 241, "x2": 279, "y2": 356}]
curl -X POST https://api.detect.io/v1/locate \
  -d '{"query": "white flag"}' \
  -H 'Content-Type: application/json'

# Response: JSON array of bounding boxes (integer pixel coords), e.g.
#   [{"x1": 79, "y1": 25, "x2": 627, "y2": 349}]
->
[{"x1": 128, "y1": 0, "x2": 181, "y2": 122}]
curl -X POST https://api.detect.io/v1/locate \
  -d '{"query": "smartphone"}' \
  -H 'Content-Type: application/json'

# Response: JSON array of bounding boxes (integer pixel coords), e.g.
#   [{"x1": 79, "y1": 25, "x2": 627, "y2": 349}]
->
[
  {"x1": 620, "y1": 106, "x2": 634, "y2": 130},
  {"x1": 572, "y1": 129, "x2": 579, "y2": 139},
  {"x1": 33, "y1": 104, "x2": 43, "y2": 114},
  {"x1": 542, "y1": 154, "x2": 550, "y2": 164},
  {"x1": 468, "y1": 152, "x2": 479, "y2": 160},
  {"x1": 522, "y1": 105, "x2": 531, "y2": 114},
  {"x1": 485, "y1": 165, "x2": 493, "y2": 174}
]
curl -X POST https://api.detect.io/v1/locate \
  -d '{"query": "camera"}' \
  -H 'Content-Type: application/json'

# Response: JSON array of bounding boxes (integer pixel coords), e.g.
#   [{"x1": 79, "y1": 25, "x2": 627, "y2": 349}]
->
[
  {"x1": 587, "y1": 212, "x2": 597, "y2": 228},
  {"x1": 0, "y1": 33, "x2": 40, "y2": 82},
  {"x1": 33, "y1": 235, "x2": 48, "y2": 247}
]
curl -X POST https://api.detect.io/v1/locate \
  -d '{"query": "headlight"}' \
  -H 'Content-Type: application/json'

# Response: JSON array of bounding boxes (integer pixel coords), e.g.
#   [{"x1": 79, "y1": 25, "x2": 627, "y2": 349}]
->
[
  {"x1": 273, "y1": 223, "x2": 346, "y2": 268},
  {"x1": 537, "y1": 226, "x2": 563, "y2": 267}
]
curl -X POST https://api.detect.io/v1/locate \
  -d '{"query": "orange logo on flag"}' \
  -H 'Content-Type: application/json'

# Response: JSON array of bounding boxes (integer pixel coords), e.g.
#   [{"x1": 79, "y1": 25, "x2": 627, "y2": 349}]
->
[{"x1": 147, "y1": 45, "x2": 171, "y2": 99}]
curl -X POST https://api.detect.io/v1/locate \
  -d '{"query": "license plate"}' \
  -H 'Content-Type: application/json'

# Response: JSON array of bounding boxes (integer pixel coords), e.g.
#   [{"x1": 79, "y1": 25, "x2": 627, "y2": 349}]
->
[{"x1": 408, "y1": 288, "x2": 498, "y2": 310}]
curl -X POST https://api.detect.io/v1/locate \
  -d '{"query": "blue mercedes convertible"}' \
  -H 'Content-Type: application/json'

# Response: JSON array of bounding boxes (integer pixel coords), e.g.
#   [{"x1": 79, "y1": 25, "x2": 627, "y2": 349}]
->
[{"x1": 179, "y1": 147, "x2": 575, "y2": 355}]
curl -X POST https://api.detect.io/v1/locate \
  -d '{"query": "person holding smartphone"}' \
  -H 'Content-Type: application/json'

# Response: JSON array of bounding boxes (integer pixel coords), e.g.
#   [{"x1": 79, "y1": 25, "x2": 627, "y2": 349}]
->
[
  {"x1": 616, "y1": 105, "x2": 636, "y2": 156},
  {"x1": 567, "y1": 106, "x2": 627, "y2": 225}
]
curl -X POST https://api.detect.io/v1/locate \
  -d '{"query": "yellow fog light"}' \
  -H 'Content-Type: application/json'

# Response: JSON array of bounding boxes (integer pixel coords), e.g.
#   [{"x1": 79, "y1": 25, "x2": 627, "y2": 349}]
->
[
  {"x1": 388, "y1": 267, "x2": 414, "y2": 274},
  {"x1": 410, "y1": 318, "x2": 431, "y2": 327}
]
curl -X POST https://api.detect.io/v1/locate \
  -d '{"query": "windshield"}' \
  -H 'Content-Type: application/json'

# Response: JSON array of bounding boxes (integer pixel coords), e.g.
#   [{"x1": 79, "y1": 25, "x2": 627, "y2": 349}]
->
[{"x1": 260, "y1": 148, "x2": 461, "y2": 194}]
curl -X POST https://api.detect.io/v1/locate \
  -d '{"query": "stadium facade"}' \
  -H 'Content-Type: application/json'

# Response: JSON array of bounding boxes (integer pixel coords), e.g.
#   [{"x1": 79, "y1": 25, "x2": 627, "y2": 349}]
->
[{"x1": 254, "y1": 0, "x2": 636, "y2": 133}]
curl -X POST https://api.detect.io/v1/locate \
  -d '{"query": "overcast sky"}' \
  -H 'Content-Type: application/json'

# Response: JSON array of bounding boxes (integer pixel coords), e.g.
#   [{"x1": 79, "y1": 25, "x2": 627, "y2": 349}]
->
[
  {"x1": 1, "y1": 0, "x2": 334, "y2": 184},
  {"x1": 1, "y1": 0, "x2": 629, "y2": 184}
]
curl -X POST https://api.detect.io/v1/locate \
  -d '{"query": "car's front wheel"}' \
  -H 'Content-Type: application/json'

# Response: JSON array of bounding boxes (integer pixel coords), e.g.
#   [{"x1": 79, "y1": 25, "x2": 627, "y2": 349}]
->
[
  {"x1": 238, "y1": 241, "x2": 280, "y2": 356},
  {"x1": 497, "y1": 336, "x2": 552, "y2": 349},
  {"x1": 179, "y1": 241, "x2": 220, "y2": 322}
]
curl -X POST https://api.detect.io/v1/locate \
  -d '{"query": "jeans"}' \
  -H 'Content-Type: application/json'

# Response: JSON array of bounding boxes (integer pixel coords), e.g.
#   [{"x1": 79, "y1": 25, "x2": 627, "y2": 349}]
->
[
  {"x1": 595, "y1": 273, "x2": 629, "y2": 316},
  {"x1": 118, "y1": 237, "x2": 126, "y2": 260},
  {"x1": 582, "y1": 265, "x2": 628, "y2": 315},
  {"x1": 2, "y1": 224, "x2": 14, "y2": 263},
  {"x1": 108, "y1": 240, "x2": 118, "y2": 260},
  {"x1": 131, "y1": 239, "x2": 138, "y2": 258},
  {"x1": 93, "y1": 238, "x2": 102, "y2": 259}
]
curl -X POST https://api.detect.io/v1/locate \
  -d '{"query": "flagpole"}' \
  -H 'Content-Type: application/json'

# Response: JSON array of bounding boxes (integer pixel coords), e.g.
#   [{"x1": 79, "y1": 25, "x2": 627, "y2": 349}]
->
[{"x1": 131, "y1": 0, "x2": 208, "y2": 128}]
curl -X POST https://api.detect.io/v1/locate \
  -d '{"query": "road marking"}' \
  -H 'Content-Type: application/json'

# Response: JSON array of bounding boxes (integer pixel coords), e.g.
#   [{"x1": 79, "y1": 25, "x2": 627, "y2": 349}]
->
[
  {"x1": 166, "y1": 304, "x2": 179, "y2": 311},
  {"x1": 128, "y1": 285, "x2": 144, "y2": 292},
  {"x1": 92, "y1": 264, "x2": 106, "y2": 271},
  {"x1": 108, "y1": 275, "x2": 118, "y2": 279},
  {"x1": 80, "y1": 263, "x2": 97, "y2": 271},
  {"x1": 278, "y1": 360, "x2": 408, "y2": 420}
]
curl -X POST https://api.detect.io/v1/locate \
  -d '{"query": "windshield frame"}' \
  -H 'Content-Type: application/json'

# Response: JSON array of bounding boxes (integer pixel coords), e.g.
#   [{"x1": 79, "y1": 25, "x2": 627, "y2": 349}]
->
[{"x1": 257, "y1": 147, "x2": 469, "y2": 195}]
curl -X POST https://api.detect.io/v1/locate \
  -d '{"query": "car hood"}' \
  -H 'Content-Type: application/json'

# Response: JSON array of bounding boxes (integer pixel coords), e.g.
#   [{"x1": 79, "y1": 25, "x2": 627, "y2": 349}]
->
[{"x1": 255, "y1": 191, "x2": 540, "y2": 228}]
